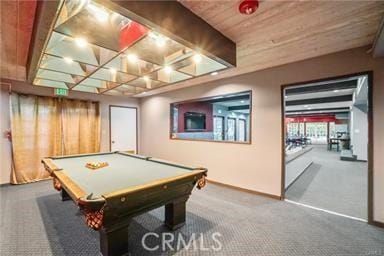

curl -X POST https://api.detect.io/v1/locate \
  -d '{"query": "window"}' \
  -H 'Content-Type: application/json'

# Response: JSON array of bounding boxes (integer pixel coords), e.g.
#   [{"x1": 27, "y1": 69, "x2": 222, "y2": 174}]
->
[{"x1": 170, "y1": 91, "x2": 251, "y2": 143}]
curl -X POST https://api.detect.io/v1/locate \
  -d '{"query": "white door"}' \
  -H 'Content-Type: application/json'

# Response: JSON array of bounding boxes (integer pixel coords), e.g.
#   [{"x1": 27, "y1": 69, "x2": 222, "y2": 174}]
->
[{"x1": 110, "y1": 106, "x2": 137, "y2": 153}]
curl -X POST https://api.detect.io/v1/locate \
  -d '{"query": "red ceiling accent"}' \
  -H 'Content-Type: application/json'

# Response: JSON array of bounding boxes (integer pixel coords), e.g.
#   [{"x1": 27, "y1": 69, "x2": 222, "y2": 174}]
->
[
  {"x1": 119, "y1": 21, "x2": 149, "y2": 51},
  {"x1": 238, "y1": 0, "x2": 259, "y2": 15},
  {"x1": 286, "y1": 115, "x2": 337, "y2": 123}
]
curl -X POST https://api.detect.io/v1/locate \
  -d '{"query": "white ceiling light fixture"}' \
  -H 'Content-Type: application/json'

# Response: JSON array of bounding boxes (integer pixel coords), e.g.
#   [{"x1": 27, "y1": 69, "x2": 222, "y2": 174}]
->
[
  {"x1": 127, "y1": 54, "x2": 138, "y2": 63},
  {"x1": 164, "y1": 66, "x2": 173, "y2": 74},
  {"x1": 88, "y1": 4, "x2": 109, "y2": 23},
  {"x1": 75, "y1": 37, "x2": 87, "y2": 47},
  {"x1": 143, "y1": 76, "x2": 149, "y2": 81},
  {"x1": 110, "y1": 68, "x2": 117, "y2": 74},
  {"x1": 63, "y1": 57, "x2": 73, "y2": 64},
  {"x1": 333, "y1": 89, "x2": 339, "y2": 93},
  {"x1": 148, "y1": 31, "x2": 166, "y2": 48},
  {"x1": 193, "y1": 53, "x2": 202, "y2": 63},
  {"x1": 156, "y1": 37, "x2": 166, "y2": 47}
]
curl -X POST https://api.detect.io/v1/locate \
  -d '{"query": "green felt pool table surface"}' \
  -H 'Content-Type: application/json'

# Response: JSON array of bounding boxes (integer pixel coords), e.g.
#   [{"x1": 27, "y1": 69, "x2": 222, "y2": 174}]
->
[{"x1": 48, "y1": 152, "x2": 199, "y2": 198}]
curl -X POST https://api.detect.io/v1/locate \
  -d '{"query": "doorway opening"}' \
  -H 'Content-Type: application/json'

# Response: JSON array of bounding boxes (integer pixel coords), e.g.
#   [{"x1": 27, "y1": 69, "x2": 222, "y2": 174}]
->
[{"x1": 281, "y1": 72, "x2": 372, "y2": 222}]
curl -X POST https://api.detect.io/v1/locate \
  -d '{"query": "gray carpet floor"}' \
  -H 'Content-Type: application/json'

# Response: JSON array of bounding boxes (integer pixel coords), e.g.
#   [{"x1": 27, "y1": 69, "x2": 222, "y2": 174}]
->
[
  {"x1": 286, "y1": 145, "x2": 367, "y2": 219},
  {"x1": 1, "y1": 180, "x2": 383, "y2": 256}
]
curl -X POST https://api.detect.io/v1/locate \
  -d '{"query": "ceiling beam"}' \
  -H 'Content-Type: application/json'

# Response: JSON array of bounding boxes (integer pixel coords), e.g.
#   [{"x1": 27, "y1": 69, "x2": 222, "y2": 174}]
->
[
  {"x1": 101, "y1": 0, "x2": 236, "y2": 67},
  {"x1": 285, "y1": 80, "x2": 357, "y2": 95},
  {"x1": 286, "y1": 107, "x2": 350, "y2": 113},
  {"x1": 228, "y1": 105, "x2": 250, "y2": 111},
  {"x1": 286, "y1": 112, "x2": 349, "y2": 117},
  {"x1": 26, "y1": 0, "x2": 61, "y2": 83},
  {"x1": 204, "y1": 95, "x2": 250, "y2": 104},
  {"x1": 285, "y1": 95, "x2": 353, "y2": 106}
]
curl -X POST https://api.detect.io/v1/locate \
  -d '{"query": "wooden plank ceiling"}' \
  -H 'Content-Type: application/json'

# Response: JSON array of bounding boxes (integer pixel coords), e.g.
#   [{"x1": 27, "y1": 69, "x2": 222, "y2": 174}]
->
[
  {"x1": 0, "y1": 0, "x2": 383, "y2": 96},
  {"x1": 0, "y1": 0, "x2": 37, "y2": 81},
  {"x1": 143, "y1": 0, "x2": 384, "y2": 96}
]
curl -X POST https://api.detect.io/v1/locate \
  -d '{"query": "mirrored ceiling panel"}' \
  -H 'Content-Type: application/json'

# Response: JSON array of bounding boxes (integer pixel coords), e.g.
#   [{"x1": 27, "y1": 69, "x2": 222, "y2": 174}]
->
[
  {"x1": 77, "y1": 78, "x2": 110, "y2": 89},
  {"x1": 72, "y1": 85, "x2": 99, "y2": 93},
  {"x1": 150, "y1": 68, "x2": 192, "y2": 84},
  {"x1": 104, "y1": 53, "x2": 161, "y2": 76},
  {"x1": 34, "y1": 78, "x2": 71, "y2": 89},
  {"x1": 127, "y1": 33, "x2": 193, "y2": 66},
  {"x1": 175, "y1": 55, "x2": 227, "y2": 76},
  {"x1": 126, "y1": 77, "x2": 165, "y2": 90},
  {"x1": 32, "y1": 0, "x2": 233, "y2": 95},
  {"x1": 89, "y1": 67, "x2": 137, "y2": 84},
  {"x1": 115, "y1": 84, "x2": 144, "y2": 94},
  {"x1": 36, "y1": 69, "x2": 83, "y2": 84},
  {"x1": 45, "y1": 31, "x2": 117, "y2": 66},
  {"x1": 54, "y1": 0, "x2": 135, "y2": 52},
  {"x1": 39, "y1": 54, "x2": 97, "y2": 77}
]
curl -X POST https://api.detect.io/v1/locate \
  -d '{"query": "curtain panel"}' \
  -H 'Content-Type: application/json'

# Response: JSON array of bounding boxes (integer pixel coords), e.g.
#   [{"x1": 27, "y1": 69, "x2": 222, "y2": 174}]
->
[{"x1": 10, "y1": 93, "x2": 100, "y2": 184}]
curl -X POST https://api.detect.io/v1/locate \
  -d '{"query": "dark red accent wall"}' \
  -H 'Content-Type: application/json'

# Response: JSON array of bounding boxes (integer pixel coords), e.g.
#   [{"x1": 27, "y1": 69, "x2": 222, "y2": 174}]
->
[{"x1": 177, "y1": 102, "x2": 213, "y2": 132}]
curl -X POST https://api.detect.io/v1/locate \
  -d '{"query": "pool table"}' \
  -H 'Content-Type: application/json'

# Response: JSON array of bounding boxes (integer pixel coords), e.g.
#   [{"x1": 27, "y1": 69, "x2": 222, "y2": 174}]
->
[{"x1": 42, "y1": 151, "x2": 207, "y2": 256}]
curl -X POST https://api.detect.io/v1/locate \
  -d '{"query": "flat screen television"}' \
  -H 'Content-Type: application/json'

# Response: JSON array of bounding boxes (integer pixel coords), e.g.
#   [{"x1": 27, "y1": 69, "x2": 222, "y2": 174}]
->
[{"x1": 184, "y1": 112, "x2": 206, "y2": 131}]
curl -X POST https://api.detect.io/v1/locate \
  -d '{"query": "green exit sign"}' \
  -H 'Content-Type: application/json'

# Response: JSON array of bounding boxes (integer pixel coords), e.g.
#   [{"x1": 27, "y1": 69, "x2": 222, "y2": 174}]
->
[{"x1": 54, "y1": 88, "x2": 68, "y2": 96}]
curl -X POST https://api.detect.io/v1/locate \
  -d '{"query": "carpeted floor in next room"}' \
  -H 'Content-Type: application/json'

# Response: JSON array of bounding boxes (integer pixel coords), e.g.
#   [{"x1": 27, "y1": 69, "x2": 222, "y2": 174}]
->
[
  {"x1": 1, "y1": 180, "x2": 383, "y2": 256},
  {"x1": 286, "y1": 145, "x2": 367, "y2": 219}
]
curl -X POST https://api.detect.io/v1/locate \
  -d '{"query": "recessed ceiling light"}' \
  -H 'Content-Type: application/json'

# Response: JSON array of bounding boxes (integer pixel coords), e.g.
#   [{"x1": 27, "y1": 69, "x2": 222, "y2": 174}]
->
[
  {"x1": 63, "y1": 57, "x2": 73, "y2": 64},
  {"x1": 127, "y1": 54, "x2": 138, "y2": 63},
  {"x1": 307, "y1": 107, "x2": 312, "y2": 110},
  {"x1": 88, "y1": 4, "x2": 109, "y2": 23},
  {"x1": 304, "y1": 105, "x2": 309, "y2": 108},
  {"x1": 156, "y1": 36, "x2": 166, "y2": 47},
  {"x1": 240, "y1": 100, "x2": 245, "y2": 103},
  {"x1": 333, "y1": 89, "x2": 339, "y2": 93},
  {"x1": 110, "y1": 68, "x2": 117, "y2": 74},
  {"x1": 211, "y1": 72, "x2": 218, "y2": 76},
  {"x1": 164, "y1": 66, "x2": 173, "y2": 74},
  {"x1": 75, "y1": 37, "x2": 87, "y2": 47},
  {"x1": 193, "y1": 54, "x2": 202, "y2": 63},
  {"x1": 143, "y1": 76, "x2": 149, "y2": 82}
]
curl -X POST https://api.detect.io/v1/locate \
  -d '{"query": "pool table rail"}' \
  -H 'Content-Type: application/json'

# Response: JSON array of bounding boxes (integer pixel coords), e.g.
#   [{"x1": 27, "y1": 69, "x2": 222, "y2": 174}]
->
[{"x1": 42, "y1": 157, "x2": 90, "y2": 202}]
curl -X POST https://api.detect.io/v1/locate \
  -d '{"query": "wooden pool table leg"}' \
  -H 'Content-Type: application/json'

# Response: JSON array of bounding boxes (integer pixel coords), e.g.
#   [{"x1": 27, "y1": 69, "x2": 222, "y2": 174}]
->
[
  {"x1": 99, "y1": 225, "x2": 129, "y2": 256},
  {"x1": 165, "y1": 197, "x2": 188, "y2": 230},
  {"x1": 61, "y1": 189, "x2": 71, "y2": 201}
]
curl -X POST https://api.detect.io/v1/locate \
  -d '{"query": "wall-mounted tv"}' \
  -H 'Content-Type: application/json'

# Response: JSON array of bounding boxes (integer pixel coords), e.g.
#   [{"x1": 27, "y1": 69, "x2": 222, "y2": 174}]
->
[{"x1": 184, "y1": 112, "x2": 206, "y2": 131}]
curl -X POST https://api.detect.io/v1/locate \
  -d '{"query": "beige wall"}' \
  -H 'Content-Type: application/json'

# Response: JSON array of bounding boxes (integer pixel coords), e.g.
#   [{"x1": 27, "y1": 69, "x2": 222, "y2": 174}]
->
[
  {"x1": 0, "y1": 80, "x2": 139, "y2": 184},
  {"x1": 139, "y1": 47, "x2": 384, "y2": 223}
]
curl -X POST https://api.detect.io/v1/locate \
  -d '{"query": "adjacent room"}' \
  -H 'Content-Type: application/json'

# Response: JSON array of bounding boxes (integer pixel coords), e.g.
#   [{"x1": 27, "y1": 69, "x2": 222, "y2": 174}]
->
[
  {"x1": 1, "y1": 1, "x2": 384, "y2": 256},
  {"x1": 283, "y1": 74, "x2": 369, "y2": 220}
]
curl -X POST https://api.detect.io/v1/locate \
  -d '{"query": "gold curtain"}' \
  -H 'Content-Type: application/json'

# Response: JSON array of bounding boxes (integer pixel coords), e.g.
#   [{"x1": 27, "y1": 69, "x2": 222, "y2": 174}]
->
[
  {"x1": 61, "y1": 99, "x2": 100, "y2": 155},
  {"x1": 10, "y1": 93, "x2": 100, "y2": 184}
]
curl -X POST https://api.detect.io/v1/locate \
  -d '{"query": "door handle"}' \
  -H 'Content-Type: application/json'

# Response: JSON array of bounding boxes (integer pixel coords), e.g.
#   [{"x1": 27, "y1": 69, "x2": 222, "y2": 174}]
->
[{"x1": 112, "y1": 141, "x2": 115, "y2": 144}]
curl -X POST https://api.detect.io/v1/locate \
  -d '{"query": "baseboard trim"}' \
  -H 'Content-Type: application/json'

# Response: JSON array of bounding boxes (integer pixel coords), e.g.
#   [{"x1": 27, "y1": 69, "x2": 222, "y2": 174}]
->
[
  {"x1": 0, "y1": 183, "x2": 12, "y2": 187},
  {"x1": 206, "y1": 179, "x2": 281, "y2": 200},
  {"x1": 372, "y1": 221, "x2": 384, "y2": 228}
]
